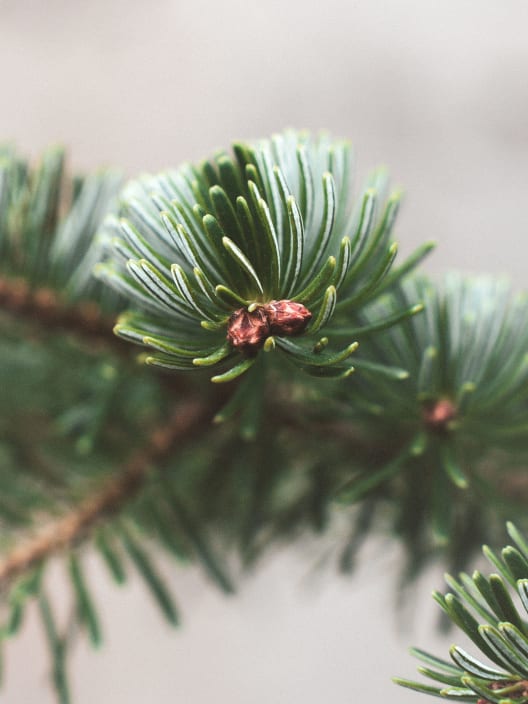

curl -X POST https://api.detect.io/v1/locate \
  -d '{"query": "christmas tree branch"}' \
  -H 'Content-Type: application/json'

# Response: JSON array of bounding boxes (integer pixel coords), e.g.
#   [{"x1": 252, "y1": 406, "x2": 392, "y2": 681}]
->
[{"x1": 0, "y1": 397, "x2": 219, "y2": 590}]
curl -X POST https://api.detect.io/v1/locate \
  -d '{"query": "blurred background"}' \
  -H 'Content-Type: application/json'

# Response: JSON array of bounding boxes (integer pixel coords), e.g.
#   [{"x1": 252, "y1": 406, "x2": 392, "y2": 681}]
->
[{"x1": 0, "y1": 0, "x2": 527, "y2": 701}]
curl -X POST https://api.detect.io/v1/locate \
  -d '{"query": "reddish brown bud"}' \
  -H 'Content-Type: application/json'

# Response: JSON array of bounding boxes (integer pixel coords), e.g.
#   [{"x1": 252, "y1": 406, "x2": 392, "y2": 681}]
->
[
  {"x1": 422, "y1": 398, "x2": 457, "y2": 432},
  {"x1": 477, "y1": 680, "x2": 527, "y2": 704},
  {"x1": 226, "y1": 299, "x2": 313, "y2": 355},
  {"x1": 265, "y1": 300, "x2": 312, "y2": 336},
  {"x1": 226, "y1": 306, "x2": 270, "y2": 354}
]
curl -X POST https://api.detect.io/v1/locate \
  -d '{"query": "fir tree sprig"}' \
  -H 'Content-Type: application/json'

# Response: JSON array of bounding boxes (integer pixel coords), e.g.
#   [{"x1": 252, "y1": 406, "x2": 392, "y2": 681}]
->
[
  {"x1": 0, "y1": 144, "x2": 121, "y2": 303},
  {"x1": 0, "y1": 392, "x2": 235, "y2": 704},
  {"x1": 395, "y1": 523, "x2": 528, "y2": 704},
  {"x1": 0, "y1": 147, "x2": 213, "y2": 701},
  {"x1": 334, "y1": 274, "x2": 528, "y2": 572},
  {"x1": 4, "y1": 134, "x2": 521, "y2": 704},
  {"x1": 0, "y1": 145, "x2": 129, "y2": 362},
  {"x1": 97, "y1": 130, "x2": 429, "y2": 382},
  {"x1": 0, "y1": 399, "x2": 212, "y2": 589}
]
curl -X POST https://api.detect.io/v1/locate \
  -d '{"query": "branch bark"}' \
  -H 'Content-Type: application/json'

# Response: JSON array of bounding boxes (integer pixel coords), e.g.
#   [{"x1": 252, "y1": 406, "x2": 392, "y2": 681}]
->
[
  {"x1": 0, "y1": 275, "x2": 198, "y2": 399},
  {"x1": 0, "y1": 275, "x2": 121, "y2": 351}
]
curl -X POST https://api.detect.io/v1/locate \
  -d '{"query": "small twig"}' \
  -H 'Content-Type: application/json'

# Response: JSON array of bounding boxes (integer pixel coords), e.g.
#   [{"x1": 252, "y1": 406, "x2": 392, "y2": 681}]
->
[
  {"x1": 0, "y1": 275, "x2": 199, "y2": 399},
  {"x1": 0, "y1": 275, "x2": 119, "y2": 349},
  {"x1": 0, "y1": 277, "x2": 129, "y2": 354},
  {"x1": 0, "y1": 397, "x2": 219, "y2": 590}
]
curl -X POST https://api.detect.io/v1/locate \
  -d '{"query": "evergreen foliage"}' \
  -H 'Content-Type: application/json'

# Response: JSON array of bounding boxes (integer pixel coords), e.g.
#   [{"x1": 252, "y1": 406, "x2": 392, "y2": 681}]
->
[
  {"x1": 97, "y1": 130, "x2": 428, "y2": 381},
  {"x1": 396, "y1": 523, "x2": 528, "y2": 704},
  {"x1": 335, "y1": 275, "x2": 528, "y2": 576},
  {"x1": 0, "y1": 130, "x2": 526, "y2": 702}
]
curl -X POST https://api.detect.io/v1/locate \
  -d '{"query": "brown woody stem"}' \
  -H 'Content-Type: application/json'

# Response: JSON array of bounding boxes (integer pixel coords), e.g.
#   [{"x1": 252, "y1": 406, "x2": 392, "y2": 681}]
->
[
  {"x1": 0, "y1": 398, "x2": 216, "y2": 590},
  {"x1": 0, "y1": 275, "x2": 121, "y2": 351},
  {"x1": 0, "y1": 275, "x2": 197, "y2": 396}
]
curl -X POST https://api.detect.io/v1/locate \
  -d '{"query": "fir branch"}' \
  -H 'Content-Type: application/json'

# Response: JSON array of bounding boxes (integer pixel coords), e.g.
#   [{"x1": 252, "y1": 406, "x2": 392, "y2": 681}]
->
[
  {"x1": 332, "y1": 274, "x2": 528, "y2": 578},
  {"x1": 97, "y1": 130, "x2": 426, "y2": 381},
  {"x1": 0, "y1": 398, "x2": 218, "y2": 590},
  {"x1": 0, "y1": 146, "x2": 122, "y2": 305},
  {"x1": 396, "y1": 523, "x2": 528, "y2": 704}
]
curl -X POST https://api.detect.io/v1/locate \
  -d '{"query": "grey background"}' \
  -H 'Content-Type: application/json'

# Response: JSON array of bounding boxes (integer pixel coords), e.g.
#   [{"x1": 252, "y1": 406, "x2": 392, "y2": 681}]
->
[{"x1": 0, "y1": 0, "x2": 527, "y2": 702}]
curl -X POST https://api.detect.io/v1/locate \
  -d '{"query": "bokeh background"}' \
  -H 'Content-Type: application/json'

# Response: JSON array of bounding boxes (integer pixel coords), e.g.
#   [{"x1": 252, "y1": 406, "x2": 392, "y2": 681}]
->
[{"x1": 1, "y1": 0, "x2": 527, "y2": 701}]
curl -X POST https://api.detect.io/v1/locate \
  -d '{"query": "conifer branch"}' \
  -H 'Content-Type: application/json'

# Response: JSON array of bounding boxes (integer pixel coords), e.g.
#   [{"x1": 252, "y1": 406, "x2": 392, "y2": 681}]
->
[
  {"x1": 98, "y1": 130, "x2": 423, "y2": 382},
  {"x1": 0, "y1": 398, "x2": 216, "y2": 590}
]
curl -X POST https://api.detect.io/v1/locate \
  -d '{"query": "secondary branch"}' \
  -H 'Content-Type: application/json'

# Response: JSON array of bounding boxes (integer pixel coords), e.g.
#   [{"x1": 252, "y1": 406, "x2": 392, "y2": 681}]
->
[
  {"x1": 0, "y1": 398, "x2": 215, "y2": 590},
  {"x1": 0, "y1": 276, "x2": 120, "y2": 350}
]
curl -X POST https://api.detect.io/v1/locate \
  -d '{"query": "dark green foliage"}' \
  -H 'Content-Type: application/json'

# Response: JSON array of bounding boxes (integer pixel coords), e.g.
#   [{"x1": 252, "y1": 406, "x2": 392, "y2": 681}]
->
[
  {"x1": 97, "y1": 130, "x2": 426, "y2": 380},
  {"x1": 396, "y1": 524, "x2": 528, "y2": 704},
  {"x1": 38, "y1": 591, "x2": 71, "y2": 704},
  {"x1": 69, "y1": 552, "x2": 102, "y2": 647},
  {"x1": 333, "y1": 275, "x2": 528, "y2": 575},
  {"x1": 0, "y1": 144, "x2": 121, "y2": 304},
  {"x1": 119, "y1": 522, "x2": 180, "y2": 626},
  {"x1": 1, "y1": 132, "x2": 528, "y2": 704}
]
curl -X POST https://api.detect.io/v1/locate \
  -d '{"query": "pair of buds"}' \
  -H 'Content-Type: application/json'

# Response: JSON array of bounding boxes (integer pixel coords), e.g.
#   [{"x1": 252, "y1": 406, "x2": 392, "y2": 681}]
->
[{"x1": 227, "y1": 300, "x2": 312, "y2": 354}]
